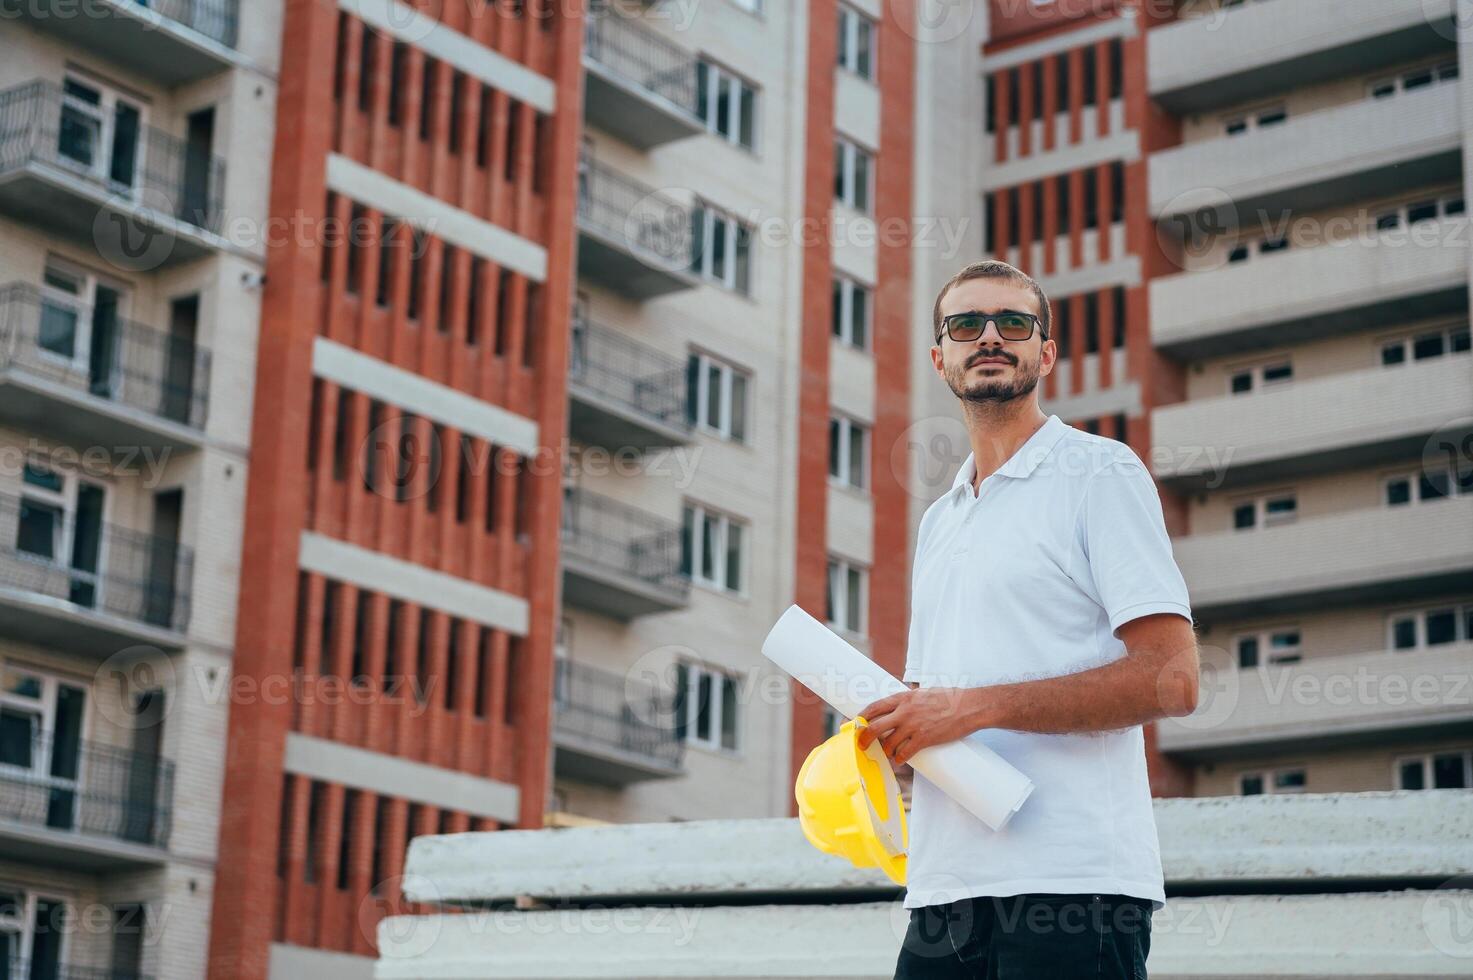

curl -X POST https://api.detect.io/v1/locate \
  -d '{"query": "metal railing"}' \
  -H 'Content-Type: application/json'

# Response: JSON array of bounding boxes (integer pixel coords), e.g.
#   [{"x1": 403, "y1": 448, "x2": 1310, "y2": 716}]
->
[
  {"x1": 553, "y1": 657, "x2": 685, "y2": 770},
  {"x1": 0, "y1": 491, "x2": 193, "y2": 634},
  {"x1": 569, "y1": 314, "x2": 689, "y2": 433},
  {"x1": 576, "y1": 153, "x2": 692, "y2": 270},
  {"x1": 0, "y1": 80, "x2": 226, "y2": 234},
  {"x1": 2, "y1": 961, "x2": 152, "y2": 980},
  {"x1": 560, "y1": 488, "x2": 689, "y2": 599},
  {"x1": 123, "y1": 0, "x2": 240, "y2": 48},
  {"x1": 0, "y1": 729, "x2": 173, "y2": 850},
  {"x1": 0, "y1": 283, "x2": 211, "y2": 430},
  {"x1": 583, "y1": 0, "x2": 699, "y2": 114}
]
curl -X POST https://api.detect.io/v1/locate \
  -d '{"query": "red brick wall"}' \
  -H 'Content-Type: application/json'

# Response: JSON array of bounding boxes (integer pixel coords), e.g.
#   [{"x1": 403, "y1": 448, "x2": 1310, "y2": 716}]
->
[{"x1": 208, "y1": 2, "x2": 581, "y2": 975}]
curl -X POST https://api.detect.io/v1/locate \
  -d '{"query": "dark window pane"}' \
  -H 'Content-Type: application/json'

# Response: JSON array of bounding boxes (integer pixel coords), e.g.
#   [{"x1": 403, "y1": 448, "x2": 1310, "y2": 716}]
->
[
  {"x1": 1240, "y1": 774, "x2": 1264, "y2": 795},
  {"x1": 1391, "y1": 617, "x2": 1417, "y2": 650},
  {"x1": 1386, "y1": 478, "x2": 1412, "y2": 506},
  {"x1": 1413, "y1": 333, "x2": 1445, "y2": 360},
  {"x1": 1236, "y1": 636, "x2": 1259, "y2": 668},
  {"x1": 1426, "y1": 609, "x2": 1457, "y2": 646},
  {"x1": 1433, "y1": 754, "x2": 1467, "y2": 789}
]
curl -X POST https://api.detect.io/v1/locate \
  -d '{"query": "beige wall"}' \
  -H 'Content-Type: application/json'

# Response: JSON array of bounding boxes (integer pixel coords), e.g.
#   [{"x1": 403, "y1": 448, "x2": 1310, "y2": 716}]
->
[{"x1": 1193, "y1": 734, "x2": 1473, "y2": 795}]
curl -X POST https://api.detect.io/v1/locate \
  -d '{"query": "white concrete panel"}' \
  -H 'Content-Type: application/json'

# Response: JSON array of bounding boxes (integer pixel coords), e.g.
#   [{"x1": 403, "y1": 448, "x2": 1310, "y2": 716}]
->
[{"x1": 284, "y1": 733, "x2": 520, "y2": 824}]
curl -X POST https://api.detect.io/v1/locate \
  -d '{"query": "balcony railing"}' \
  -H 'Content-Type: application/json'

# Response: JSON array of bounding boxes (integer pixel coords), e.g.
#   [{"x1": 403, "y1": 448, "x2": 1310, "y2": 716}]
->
[
  {"x1": 570, "y1": 315, "x2": 689, "y2": 435},
  {"x1": 0, "y1": 491, "x2": 193, "y2": 635},
  {"x1": 553, "y1": 658, "x2": 685, "y2": 771},
  {"x1": 0, "y1": 283, "x2": 211, "y2": 431},
  {"x1": 561, "y1": 488, "x2": 689, "y2": 599},
  {"x1": 122, "y1": 0, "x2": 240, "y2": 48},
  {"x1": 0, "y1": 80, "x2": 226, "y2": 235},
  {"x1": 576, "y1": 154, "x2": 692, "y2": 271},
  {"x1": 584, "y1": 1, "x2": 698, "y2": 115},
  {"x1": 3, "y1": 962, "x2": 151, "y2": 980},
  {"x1": 0, "y1": 729, "x2": 173, "y2": 850}
]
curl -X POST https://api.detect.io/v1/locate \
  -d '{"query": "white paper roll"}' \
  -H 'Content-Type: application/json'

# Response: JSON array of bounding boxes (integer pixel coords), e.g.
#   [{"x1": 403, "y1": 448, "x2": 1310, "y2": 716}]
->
[{"x1": 762, "y1": 604, "x2": 1034, "y2": 832}]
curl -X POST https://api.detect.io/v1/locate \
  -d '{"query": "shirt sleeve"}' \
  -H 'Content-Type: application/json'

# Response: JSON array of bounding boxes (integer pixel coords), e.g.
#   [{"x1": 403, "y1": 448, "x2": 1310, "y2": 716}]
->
[{"x1": 1079, "y1": 454, "x2": 1193, "y2": 634}]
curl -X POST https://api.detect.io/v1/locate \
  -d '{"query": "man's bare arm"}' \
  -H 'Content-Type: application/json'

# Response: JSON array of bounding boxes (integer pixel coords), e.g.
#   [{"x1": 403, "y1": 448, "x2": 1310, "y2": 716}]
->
[{"x1": 858, "y1": 614, "x2": 1199, "y2": 765}]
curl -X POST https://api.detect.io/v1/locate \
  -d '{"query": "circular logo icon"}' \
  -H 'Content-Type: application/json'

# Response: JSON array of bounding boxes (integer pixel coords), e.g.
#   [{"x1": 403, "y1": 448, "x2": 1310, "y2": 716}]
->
[
  {"x1": 888, "y1": 414, "x2": 971, "y2": 503},
  {"x1": 1423, "y1": 876, "x2": 1473, "y2": 958},
  {"x1": 1157, "y1": 644, "x2": 1240, "y2": 733},
  {"x1": 92, "y1": 646, "x2": 179, "y2": 730},
  {"x1": 621, "y1": 645, "x2": 700, "y2": 733},
  {"x1": 895, "y1": 0, "x2": 978, "y2": 44},
  {"x1": 359, "y1": 418, "x2": 444, "y2": 502},
  {"x1": 616, "y1": 186, "x2": 695, "y2": 274},
  {"x1": 362, "y1": 873, "x2": 444, "y2": 959},
  {"x1": 1419, "y1": 0, "x2": 1472, "y2": 43},
  {"x1": 1422, "y1": 415, "x2": 1473, "y2": 487},
  {"x1": 1154, "y1": 187, "x2": 1239, "y2": 273},
  {"x1": 93, "y1": 186, "x2": 179, "y2": 273}
]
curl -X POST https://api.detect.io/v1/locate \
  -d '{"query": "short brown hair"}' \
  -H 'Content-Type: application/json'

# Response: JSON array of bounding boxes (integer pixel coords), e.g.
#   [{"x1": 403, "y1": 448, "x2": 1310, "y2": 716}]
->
[{"x1": 932, "y1": 260, "x2": 1051, "y2": 344}]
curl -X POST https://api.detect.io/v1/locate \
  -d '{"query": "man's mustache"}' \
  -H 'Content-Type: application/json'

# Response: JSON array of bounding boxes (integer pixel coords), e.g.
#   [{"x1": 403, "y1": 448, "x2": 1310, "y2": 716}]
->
[{"x1": 965, "y1": 349, "x2": 1018, "y2": 368}]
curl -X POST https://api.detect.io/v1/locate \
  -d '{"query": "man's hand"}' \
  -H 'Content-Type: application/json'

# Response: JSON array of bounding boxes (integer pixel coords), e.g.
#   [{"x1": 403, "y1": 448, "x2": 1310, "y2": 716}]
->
[{"x1": 856, "y1": 688, "x2": 989, "y2": 767}]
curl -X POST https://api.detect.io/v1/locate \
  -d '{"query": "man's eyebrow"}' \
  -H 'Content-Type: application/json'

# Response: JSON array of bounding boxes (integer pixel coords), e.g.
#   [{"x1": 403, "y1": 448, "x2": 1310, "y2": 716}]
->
[{"x1": 946, "y1": 307, "x2": 1033, "y2": 317}]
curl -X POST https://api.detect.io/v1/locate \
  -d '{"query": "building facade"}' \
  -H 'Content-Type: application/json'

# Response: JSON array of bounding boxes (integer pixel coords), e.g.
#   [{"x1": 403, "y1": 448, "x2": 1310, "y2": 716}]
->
[
  {"x1": 980, "y1": 0, "x2": 1473, "y2": 797},
  {"x1": 0, "y1": 1, "x2": 280, "y2": 978},
  {"x1": 207, "y1": 1, "x2": 581, "y2": 978}
]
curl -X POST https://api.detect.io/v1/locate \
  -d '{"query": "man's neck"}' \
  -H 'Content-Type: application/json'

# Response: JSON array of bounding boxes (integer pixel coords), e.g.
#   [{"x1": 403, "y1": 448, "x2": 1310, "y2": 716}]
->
[{"x1": 961, "y1": 401, "x2": 1049, "y2": 489}]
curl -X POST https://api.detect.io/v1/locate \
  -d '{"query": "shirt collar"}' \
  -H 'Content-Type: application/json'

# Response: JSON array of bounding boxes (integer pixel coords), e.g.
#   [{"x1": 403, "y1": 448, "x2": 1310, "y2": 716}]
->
[{"x1": 949, "y1": 415, "x2": 1069, "y2": 497}]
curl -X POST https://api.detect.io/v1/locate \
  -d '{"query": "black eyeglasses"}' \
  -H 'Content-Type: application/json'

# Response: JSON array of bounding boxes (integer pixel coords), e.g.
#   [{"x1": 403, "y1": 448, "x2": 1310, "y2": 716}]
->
[{"x1": 938, "y1": 311, "x2": 1046, "y2": 343}]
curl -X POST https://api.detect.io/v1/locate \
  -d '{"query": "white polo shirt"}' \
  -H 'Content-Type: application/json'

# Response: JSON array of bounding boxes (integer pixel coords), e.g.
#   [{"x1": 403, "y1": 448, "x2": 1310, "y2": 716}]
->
[{"x1": 902, "y1": 414, "x2": 1191, "y2": 911}]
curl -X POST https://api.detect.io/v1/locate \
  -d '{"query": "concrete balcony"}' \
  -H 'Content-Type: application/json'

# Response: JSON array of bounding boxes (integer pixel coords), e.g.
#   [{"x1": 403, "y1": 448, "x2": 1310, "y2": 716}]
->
[
  {"x1": 569, "y1": 316, "x2": 692, "y2": 451},
  {"x1": 0, "y1": 81, "x2": 229, "y2": 265},
  {"x1": 576, "y1": 155, "x2": 698, "y2": 300},
  {"x1": 582, "y1": 2, "x2": 702, "y2": 150},
  {"x1": 9, "y1": 0, "x2": 244, "y2": 85},
  {"x1": 1159, "y1": 642, "x2": 1473, "y2": 759},
  {"x1": 1149, "y1": 0, "x2": 1456, "y2": 113},
  {"x1": 1172, "y1": 496, "x2": 1473, "y2": 622},
  {"x1": 1152, "y1": 356, "x2": 1473, "y2": 489},
  {"x1": 1151, "y1": 217, "x2": 1469, "y2": 360},
  {"x1": 560, "y1": 488, "x2": 689, "y2": 621},
  {"x1": 0, "y1": 491, "x2": 193, "y2": 655},
  {"x1": 0, "y1": 731, "x2": 173, "y2": 871},
  {"x1": 552, "y1": 658, "x2": 685, "y2": 785},
  {"x1": 1151, "y1": 83, "x2": 1462, "y2": 224},
  {"x1": 0, "y1": 283, "x2": 211, "y2": 454}
]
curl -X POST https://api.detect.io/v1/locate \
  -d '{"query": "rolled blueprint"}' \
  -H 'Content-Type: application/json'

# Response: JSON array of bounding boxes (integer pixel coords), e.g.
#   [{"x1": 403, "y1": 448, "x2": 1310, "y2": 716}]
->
[{"x1": 763, "y1": 604, "x2": 1034, "y2": 832}]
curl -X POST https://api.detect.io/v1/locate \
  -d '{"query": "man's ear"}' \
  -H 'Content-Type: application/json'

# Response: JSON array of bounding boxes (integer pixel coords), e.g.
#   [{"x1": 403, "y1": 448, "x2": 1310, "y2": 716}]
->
[{"x1": 930, "y1": 343, "x2": 946, "y2": 379}]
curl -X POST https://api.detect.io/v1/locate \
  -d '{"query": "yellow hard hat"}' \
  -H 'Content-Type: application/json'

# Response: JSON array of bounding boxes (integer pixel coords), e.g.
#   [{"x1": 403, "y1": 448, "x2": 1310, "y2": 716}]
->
[{"x1": 794, "y1": 716, "x2": 907, "y2": 885}]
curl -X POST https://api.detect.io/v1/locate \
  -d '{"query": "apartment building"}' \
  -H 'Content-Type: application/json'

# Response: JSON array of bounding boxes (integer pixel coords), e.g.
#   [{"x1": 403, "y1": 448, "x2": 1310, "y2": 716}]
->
[
  {"x1": 0, "y1": 2, "x2": 278, "y2": 979},
  {"x1": 206, "y1": 3, "x2": 580, "y2": 979},
  {"x1": 980, "y1": 0, "x2": 1472, "y2": 798},
  {"x1": 553, "y1": 0, "x2": 920, "y2": 826},
  {"x1": 1145, "y1": 0, "x2": 1473, "y2": 797}
]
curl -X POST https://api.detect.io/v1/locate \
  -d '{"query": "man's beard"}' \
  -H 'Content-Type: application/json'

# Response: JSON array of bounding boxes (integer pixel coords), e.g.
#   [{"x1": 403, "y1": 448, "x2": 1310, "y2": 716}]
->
[{"x1": 945, "y1": 350, "x2": 1041, "y2": 404}]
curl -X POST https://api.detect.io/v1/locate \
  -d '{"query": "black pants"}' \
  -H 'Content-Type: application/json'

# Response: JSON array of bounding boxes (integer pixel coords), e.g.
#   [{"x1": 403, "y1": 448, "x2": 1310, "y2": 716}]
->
[{"x1": 893, "y1": 893, "x2": 1152, "y2": 980}]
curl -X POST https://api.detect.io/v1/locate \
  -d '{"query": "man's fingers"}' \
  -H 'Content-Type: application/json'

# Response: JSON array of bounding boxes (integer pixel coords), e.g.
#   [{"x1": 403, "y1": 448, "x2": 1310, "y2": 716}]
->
[{"x1": 857, "y1": 709, "x2": 898, "y2": 748}]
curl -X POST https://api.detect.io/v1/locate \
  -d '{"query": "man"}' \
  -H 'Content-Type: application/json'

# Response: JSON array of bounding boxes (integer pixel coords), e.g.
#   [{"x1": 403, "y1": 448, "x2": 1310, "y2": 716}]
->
[{"x1": 858, "y1": 260, "x2": 1200, "y2": 979}]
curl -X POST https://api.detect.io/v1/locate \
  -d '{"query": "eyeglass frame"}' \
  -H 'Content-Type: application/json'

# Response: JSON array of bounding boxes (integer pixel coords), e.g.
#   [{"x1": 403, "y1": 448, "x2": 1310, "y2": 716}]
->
[{"x1": 936, "y1": 309, "x2": 1048, "y2": 345}]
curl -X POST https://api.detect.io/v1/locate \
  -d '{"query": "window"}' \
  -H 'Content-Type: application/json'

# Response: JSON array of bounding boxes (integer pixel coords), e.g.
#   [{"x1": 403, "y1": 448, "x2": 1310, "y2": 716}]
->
[
  {"x1": 1238, "y1": 768, "x2": 1305, "y2": 796},
  {"x1": 828, "y1": 415, "x2": 869, "y2": 490},
  {"x1": 689, "y1": 204, "x2": 754, "y2": 294},
  {"x1": 1227, "y1": 360, "x2": 1292, "y2": 395},
  {"x1": 0, "y1": 885, "x2": 72, "y2": 979},
  {"x1": 834, "y1": 137, "x2": 873, "y2": 213},
  {"x1": 17, "y1": 461, "x2": 107, "y2": 608},
  {"x1": 1369, "y1": 60, "x2": 1458, "y2": 100},
  {"x1": 681, "y1": 503, "x2": 745, "y2": 593},
  {"x1": 674, "y1": 662, "x2": 741, "y2": 751},
  {"x1": 696, "y1": 59, "x2": 758, "y2": 150},
  {"x1": 1388, "y1": 604, "x2": 1473, "y2": 651},
  {"x1": 1226, "y1": 235, "x2": 1290, "y2": 265},
  {"x1": 1373, "y1": 194, "x2": 1464, "y2": 232},
  {"x1": 0, "y1": 662, "x2": 86, "y2": 840},
  {"x1": 685, "y1": 352, "x2": 749, "y2": 442},
  {"x1": 837, "y1": 4, "x2": 875, "y2": 80},
  {"x1": 1231, "y1": 493, "x2": 1297, "y2": 531},
  {"x1": 832, "y1": 276, "x2": 871, "y2": 350},
  {"x1": 1222, "y1": 104, "x2": 1286, "y2": 136},
  {"x1": 1384, "y1": 466, "x2": 1473, "y2": 507},
  {"x1": 37, "y1": 260, "x2": 128, "y2": 386},
  {"x1": 1380, "y1": 324, "x2": 1470, "y2": 367},
  {"x1": 1397, "y1": 751, "x2": 1472, "y2": 790},
  {"x1": 57, "y1": 73, "x2": 145, "y2": 191},
  {"x1": 826, "y1": 557, "x2": 867, "y2": 636}
]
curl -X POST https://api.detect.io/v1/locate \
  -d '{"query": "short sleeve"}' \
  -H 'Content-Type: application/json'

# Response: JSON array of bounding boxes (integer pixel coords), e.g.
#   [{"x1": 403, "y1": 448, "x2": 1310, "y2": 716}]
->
[{"x1": 1079, "y1": 456, "x2": 1193, "y2": 634}]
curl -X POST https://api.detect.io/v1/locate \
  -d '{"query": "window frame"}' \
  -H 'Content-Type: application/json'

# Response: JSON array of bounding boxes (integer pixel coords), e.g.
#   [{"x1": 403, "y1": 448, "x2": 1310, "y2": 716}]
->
[
  {"x1": 696, "y1": 58, "x2": 759, "y2": 151},
  {"x1": 1237, "y1": 766, "x2": 1306, "y2": 796},
  {"x1": 1394, "y1": 750, "x2": 1473, "y2": 790},
  {"x1": 831, "y1": 275, "x2": 872, "y2": 351},
  {"x1": 681, "y1": 501, "x2": 747, "y2": 595},
  {"x1": 690, "y1": 202, "x2": 754, "y2": 294},
  {"x1": 676, "y1": 661, "x2": 742, "y2": 753},
  {"x1": 834, "y1": 135, "x2": 874, "y2": 214},
  {"x1": 828, "y1": 413, "x2": 870, "y2": 491},
  {"x1": 686, "y1": 350, "x2": 750, "y2": 443},
  {"x1": 825, "y1": 555, "x2": 868, "y2": 637},
  {"x1": 837, "y1": 4, "x2": 876, "y2": 81}
]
